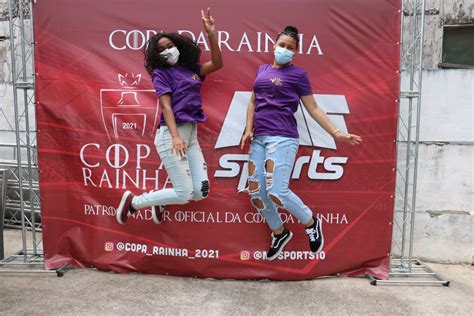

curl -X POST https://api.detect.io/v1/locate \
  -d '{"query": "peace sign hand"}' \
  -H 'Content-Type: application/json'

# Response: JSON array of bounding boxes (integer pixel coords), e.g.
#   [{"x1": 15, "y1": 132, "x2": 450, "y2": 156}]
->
[{"x1": 201, "y1": 7, "x2": 216, "y2": 34}]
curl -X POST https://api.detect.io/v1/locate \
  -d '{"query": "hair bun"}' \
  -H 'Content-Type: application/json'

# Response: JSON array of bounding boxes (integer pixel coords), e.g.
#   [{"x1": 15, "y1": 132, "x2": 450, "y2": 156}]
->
[{"x1": 283, "y1": 25, "x2": 299, "y2": 35}]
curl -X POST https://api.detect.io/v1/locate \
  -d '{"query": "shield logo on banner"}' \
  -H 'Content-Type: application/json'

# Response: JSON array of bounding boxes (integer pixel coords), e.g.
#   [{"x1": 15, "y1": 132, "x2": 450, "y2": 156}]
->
[{"x1": 100, "y1": 73, "x2": 159, "y2": 141}]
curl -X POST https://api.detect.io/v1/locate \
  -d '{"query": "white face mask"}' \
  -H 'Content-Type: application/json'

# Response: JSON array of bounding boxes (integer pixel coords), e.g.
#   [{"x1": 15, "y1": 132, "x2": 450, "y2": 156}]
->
[{"x1": 160, "y1": 46, "x2": 180, "y2": 65}]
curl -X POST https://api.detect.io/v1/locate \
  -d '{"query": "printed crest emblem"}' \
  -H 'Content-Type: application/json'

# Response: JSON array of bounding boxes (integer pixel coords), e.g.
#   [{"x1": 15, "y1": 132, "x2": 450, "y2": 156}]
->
[{"x1": 100, "y1": 73, "x2": 159, "y2": 141}]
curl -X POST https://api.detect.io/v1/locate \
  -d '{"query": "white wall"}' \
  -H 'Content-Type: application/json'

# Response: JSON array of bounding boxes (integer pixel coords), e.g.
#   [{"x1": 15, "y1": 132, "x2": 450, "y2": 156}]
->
[
  {"x1": 395, "y1": 69, "x2": 473, "y2": 263},
  {"x1": 418, "y1": 70, "x2": 473, "y2": 142}
]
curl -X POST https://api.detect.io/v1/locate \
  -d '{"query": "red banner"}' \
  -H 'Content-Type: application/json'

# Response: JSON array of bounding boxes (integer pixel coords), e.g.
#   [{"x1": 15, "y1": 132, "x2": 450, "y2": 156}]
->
[{"x1": 34, "y1": 0, "x2": 400, "y2": 280}]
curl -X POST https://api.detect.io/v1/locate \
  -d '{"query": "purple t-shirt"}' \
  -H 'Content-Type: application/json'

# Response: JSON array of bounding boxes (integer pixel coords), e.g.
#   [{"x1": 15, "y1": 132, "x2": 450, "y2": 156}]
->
[
  {"x1": 252, "y1": 64, "x2": 313, "y2": 138},
  {"x1": 152, "y1": 64, "x2": 206, "y2": 126}
]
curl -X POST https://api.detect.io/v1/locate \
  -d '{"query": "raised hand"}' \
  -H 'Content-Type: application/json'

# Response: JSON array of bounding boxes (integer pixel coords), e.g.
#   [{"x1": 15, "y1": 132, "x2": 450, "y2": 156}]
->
[{"x1": 201, "y1": 7, "x2": 216, "y2": 34}]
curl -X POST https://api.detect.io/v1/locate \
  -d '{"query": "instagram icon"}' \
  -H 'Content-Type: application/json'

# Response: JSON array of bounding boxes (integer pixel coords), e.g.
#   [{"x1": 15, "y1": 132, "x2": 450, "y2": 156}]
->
[
  {"x1": 104, "y1": 242, "x2": 114, "y2": 252},
  {"x1": 240, "y1": 251, "x2": 250, "y2": 261}
]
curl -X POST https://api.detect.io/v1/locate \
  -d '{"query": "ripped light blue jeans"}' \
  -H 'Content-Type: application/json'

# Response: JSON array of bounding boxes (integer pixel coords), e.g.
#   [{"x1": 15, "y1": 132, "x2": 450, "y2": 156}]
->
[
  {"x1": 132, "y1": 122, "x2": 209, "y2": 209},
  {"x1": 248, "y1": 136, "x2": 313, "y2": 231}
]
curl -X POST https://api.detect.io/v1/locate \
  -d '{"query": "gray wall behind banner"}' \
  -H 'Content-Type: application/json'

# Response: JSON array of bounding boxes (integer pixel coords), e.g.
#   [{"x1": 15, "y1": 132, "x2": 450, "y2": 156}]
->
[
  {"x1": 0, "y1": 0, "x2": 472, "y2": 264},
  {"x1": 394, "y1": 0, "x2": 473, "y2": 264}
]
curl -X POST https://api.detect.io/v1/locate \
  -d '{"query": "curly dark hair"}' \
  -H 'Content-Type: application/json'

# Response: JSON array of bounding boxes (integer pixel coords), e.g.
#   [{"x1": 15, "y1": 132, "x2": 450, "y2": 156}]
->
[{"x1": 144, "y1": 32, "x2": 201, "y2": 75}]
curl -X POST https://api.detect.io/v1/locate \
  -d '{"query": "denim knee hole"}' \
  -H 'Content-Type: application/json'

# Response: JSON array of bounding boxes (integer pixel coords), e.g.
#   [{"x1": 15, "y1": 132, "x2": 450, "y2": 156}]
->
[
  {"x1": 268, "y1": 193, "x2": 284, "y2": 207},
  {"x1": 248, "y1": 160, "x2": 256, "y2": 176},
  {"x1": 251, "y1": 198, "x2": 265, "y2": 210},
  {"x1": 201, "y1": 180, "x2": 209, "y2": 198},
  {"x1": 264, "y1": 159, "x2": 275, "y2": 189},
  {"x1": 248, "y1": 180, "x2": 260, "y2": 193}
]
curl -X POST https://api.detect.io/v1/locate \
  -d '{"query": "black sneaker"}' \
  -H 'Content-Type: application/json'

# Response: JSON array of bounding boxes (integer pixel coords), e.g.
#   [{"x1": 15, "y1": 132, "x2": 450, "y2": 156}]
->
[
  {"x1": 151, "y1": 205, "x2": 164, "y2": 224},
  {"x1": 305, "y1": 216, "x2": 324, "y2": 254},
  {"x1": 266, "y1": 229, "x2": 293, "y2": 261},
  {"x1": 116, "y1": 191, "x2": 137, "y2": 225}
]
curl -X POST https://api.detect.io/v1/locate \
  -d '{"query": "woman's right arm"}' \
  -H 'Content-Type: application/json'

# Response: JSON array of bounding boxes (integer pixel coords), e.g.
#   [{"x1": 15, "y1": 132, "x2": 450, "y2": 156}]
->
[
  {"x1": 199, "y1": 8, "x2": 223, "y2": 76},
  {"x1": 240, "y1": 92, "x2": 256, "y2": 149},
  {"x1": 159, "y1": 94, "x2": 187, "y2": 157}
]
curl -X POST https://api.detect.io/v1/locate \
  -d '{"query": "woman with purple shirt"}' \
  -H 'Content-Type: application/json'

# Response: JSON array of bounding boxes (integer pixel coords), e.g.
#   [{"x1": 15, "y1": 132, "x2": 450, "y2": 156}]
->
[
  {"x1": 241, "y1": 26, "x2": 362, "y2": 261},
  {"x1": 116, "y1": 8, "x2": 223, "y2": 225}
]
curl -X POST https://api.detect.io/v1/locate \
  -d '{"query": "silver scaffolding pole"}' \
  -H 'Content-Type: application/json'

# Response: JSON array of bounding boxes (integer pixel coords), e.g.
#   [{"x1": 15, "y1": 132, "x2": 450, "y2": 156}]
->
[
  {"x1": 0, "y1": 0, "x2": 64, "y2": 276},
  {"x1": 369, "y1": 0, "x2": 449, "y2": 286}
]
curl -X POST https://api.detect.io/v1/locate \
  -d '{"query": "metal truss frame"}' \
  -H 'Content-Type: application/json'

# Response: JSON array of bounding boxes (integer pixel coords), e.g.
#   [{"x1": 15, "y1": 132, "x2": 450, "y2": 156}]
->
[
  {"x1": 369, "y1": 0, "x2": 449, "y2": 286},
  {"x1": 0, "y1": 0, "x2": 64, "y2": 276}
]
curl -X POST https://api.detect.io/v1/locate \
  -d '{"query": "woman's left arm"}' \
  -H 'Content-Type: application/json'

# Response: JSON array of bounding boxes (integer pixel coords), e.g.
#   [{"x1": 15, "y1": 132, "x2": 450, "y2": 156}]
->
[
  {"x1": 199, "y1": 8, "x2": 223, "y2": 76},
  {"x1": 300, "y1": 95, "x2": 363, "y2": 145}
]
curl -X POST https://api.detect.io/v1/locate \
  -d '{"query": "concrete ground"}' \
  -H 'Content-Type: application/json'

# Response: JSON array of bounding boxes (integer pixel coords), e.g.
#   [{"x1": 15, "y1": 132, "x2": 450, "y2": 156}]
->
[{"x1": 0, "y1": 229, "x2": 473, "y2": 315}]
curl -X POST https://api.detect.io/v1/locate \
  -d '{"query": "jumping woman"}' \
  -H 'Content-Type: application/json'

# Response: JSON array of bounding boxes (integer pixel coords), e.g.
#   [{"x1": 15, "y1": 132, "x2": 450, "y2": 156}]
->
[
  {"x1": 241, "y1": 26, "x2": 362, "y2": 260},
  {"x1": 116, "y1": 8, "x2": 223, "y2": 225}
]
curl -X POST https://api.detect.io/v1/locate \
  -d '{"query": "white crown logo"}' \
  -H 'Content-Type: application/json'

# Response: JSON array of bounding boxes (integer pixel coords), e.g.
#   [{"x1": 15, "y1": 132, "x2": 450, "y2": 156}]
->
[{"x1": 118, "y1": 73, "x2": 142, "y2": 89}]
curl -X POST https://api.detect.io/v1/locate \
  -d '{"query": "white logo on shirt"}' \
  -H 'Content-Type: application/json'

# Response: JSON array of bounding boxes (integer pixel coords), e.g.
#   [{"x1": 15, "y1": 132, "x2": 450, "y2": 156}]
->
[{"x1": 270, "y1": 77, "x2": 283, "y2": 86}]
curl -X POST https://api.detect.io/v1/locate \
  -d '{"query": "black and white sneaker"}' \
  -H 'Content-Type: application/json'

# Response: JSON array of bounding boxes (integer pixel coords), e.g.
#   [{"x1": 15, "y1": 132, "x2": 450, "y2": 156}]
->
[
  {"x1": 305, "y1": 216, "x2": 324, "y2": 254},
  {"x1": 151, "y1": 205, "x2": 164, "y2": 224},
  {"x1": 266, "y1": 229, "x2": 293, "y2": 261}
]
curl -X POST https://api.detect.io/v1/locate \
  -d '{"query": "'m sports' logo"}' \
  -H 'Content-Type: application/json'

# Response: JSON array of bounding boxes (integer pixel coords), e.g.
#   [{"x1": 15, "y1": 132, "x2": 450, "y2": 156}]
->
[{"x1": 214, "y1": 92, "x2": 351, "y2": 190}]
